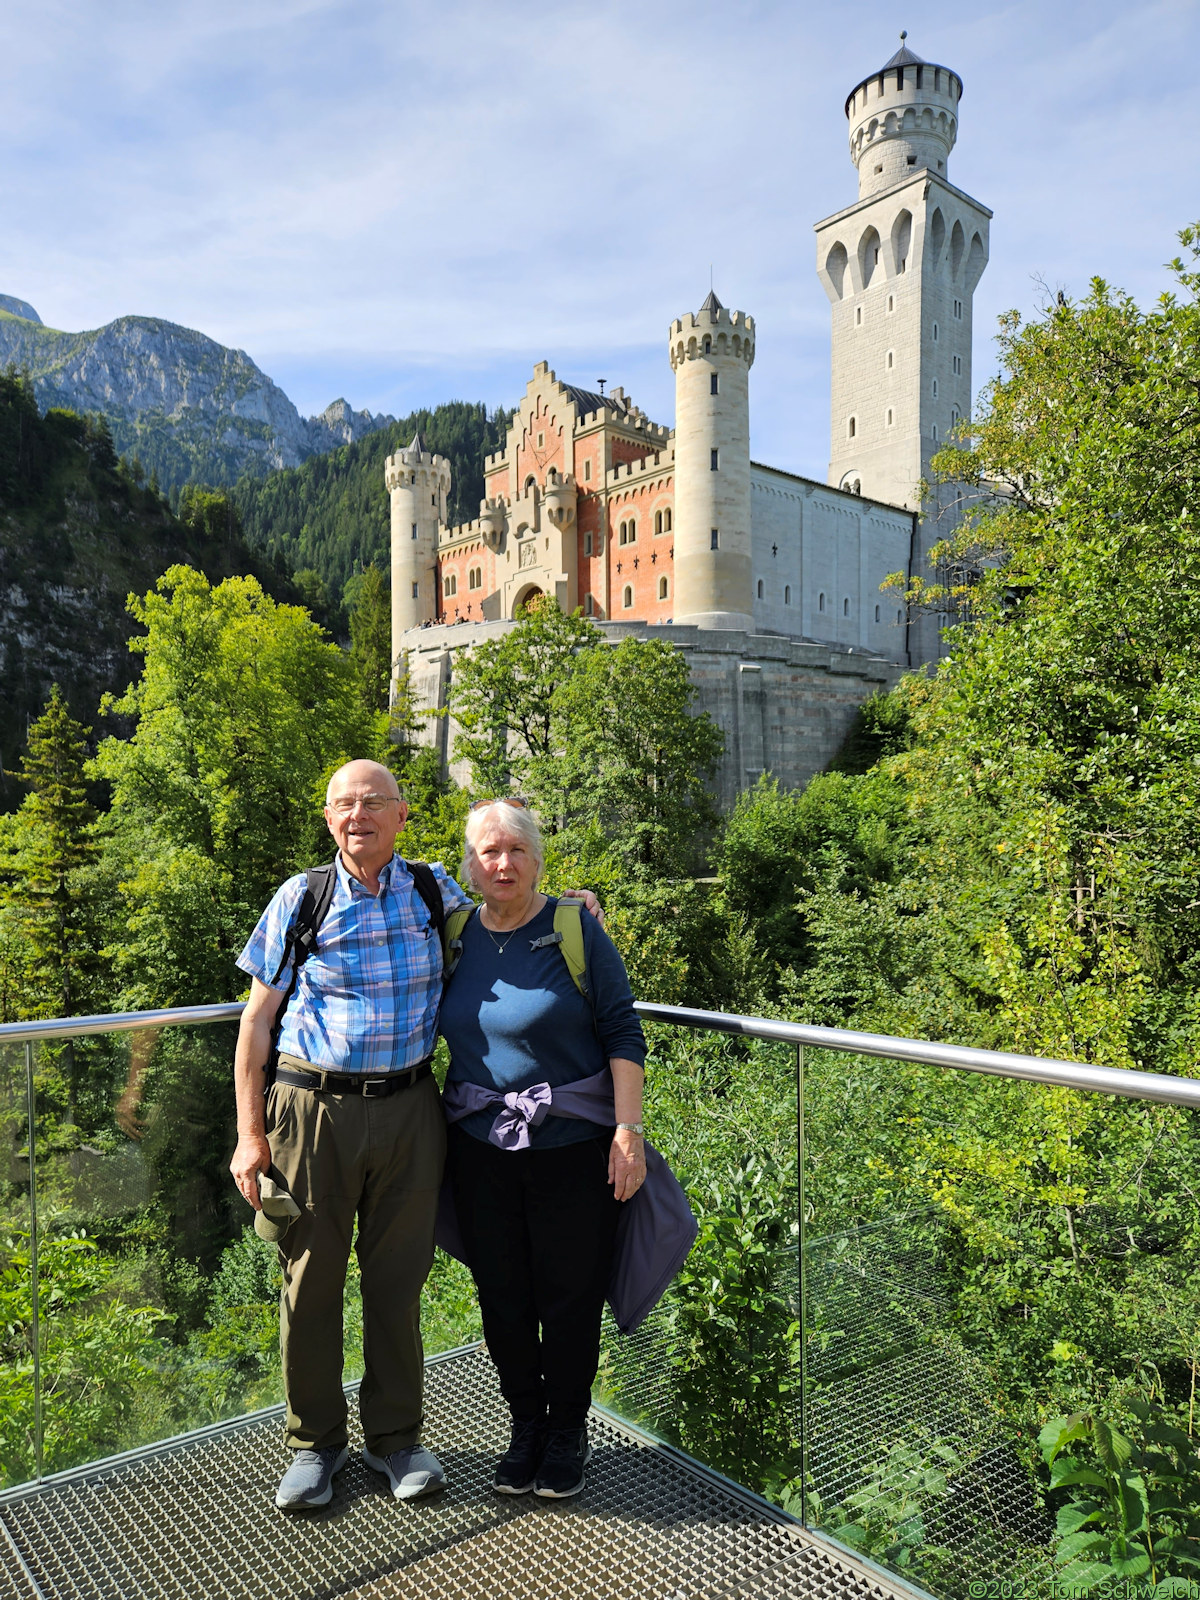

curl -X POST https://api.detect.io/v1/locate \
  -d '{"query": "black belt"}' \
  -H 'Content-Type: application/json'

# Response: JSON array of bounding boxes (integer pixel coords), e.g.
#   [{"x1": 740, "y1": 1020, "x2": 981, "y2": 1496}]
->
[{"x1": 275, "y1": 1061, "x2": 434, "y2": 1098}]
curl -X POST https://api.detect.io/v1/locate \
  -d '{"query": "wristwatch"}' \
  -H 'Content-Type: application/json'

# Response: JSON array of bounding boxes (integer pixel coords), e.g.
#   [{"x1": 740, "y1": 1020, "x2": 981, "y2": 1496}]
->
[{"x1": 617, "y1": 1122, "x2": 645, "y2": 1136}]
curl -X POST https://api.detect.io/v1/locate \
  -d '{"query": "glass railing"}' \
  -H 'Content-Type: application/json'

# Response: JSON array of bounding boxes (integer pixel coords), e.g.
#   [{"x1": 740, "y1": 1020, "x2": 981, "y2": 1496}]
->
[
  {"x1": 0, "y1": 1005, "x2": 481, "y2": 1488},
  {"x1": 8, "y1": 1000, "x2": 1200, "y2": 1600},
  {"x1": 596, "y1": 1006, "x2": 1200, "y2": 1600}
]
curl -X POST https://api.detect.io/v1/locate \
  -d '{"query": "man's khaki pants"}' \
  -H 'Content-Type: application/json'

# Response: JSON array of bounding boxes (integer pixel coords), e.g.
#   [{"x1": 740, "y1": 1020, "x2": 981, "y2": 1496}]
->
[{"x1": 266, "y1": 1058, "x2": 446, "y2": 1455}]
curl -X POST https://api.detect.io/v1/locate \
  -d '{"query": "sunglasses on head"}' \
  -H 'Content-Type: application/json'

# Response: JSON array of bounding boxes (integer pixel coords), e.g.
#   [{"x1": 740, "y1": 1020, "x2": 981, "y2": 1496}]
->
[{"x1": 469, "y1": 797, "x2": 528, "y2": 812}]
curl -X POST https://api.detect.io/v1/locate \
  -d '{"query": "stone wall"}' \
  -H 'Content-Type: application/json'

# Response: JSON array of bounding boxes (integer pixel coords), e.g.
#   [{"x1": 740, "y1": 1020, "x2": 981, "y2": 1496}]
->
[{"x1": 397, "y1": 618, "x2": 903, "y2": 810}]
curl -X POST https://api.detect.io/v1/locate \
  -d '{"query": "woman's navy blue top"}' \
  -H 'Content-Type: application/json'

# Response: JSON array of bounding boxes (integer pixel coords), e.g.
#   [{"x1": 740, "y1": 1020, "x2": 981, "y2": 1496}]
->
[{"x1": 440, "y1": 896, "x2": 647, "y2": 1149}]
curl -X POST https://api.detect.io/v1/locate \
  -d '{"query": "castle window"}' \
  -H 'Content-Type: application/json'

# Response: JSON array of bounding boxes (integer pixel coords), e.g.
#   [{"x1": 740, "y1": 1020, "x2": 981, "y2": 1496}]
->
[
  {"x1": 584, "y1": 531, "x2": 593, "y2": 556},
  {"x1": 848, "y1": 416, "x2": 857, "y2": 439},
  {"x1": 757, "y1": 579, "x2": 764, "y2": 599},
  {"x1": 412, "y1": 582, "x2": 419, "y2": 599},
  {"x1": 411, "y1": 522, "x2": 417, "y2": 540},
  {"x1": 887, "y1": 294, "x2": 894, "y2": 312},
  {"x1": 855, "y1": 306, "x2": 862, "y2": 325},
  {"x1": 931, "y1": 424, "x2": 939, "y2": 441},
  {"x1": 627, "y1": 518, "x2": 636, "y2": 542},
  {"x1": 886, "y1": 408, "x2": 894, "y2": 426},
  {"x1": 906, "y1": 155, "x2": 916, "y2": 167},
  {"x1": 953, "y1": 299, "x2": 963, "y2": 319},
  {"x1": 784, "y1": 585, "x2": 792, "y2": 605},
  {"x1": 710, "y1": 448, "x2": 719, "y2": 471},
  {"x1": 932, "y1": 379, "x2": 939, "y2": 398},
  {"x1": 703, "y1": 336, "x2": 711, "y2": 353},
  {"x1": 952, "y1": 354, "x2": 962, "y2": 374},
  {"x1": 916, "y1": 65, "x2": 923, "y2": 88},
  {"x1": 583, "y1": 459, "x2": 592, "y2": 481},
  {"x1": 525, "y1": 475, "x2": 537, "y2": 494},
  {"x1": 886, "y1": 350, "x2": 894, "y2": 369},
  {"x1": 664, "y1": 507, "x2": 672, "y2": 531},
  {"x1": 875, "y1": 604, "x2": 881, "y2": 622},
  {"x1": 843, "y1": 597, "x2": 850, "y2": 617},
  {"x1": 932, "y1": 321, "x2": 939, "y2": 341},
  {"x1": 934, "y1": 68, "x2": 940, "y2": 91},
  {"x1": 874, "y1": 164, "x2": 883, "y2": 175},
  {"x1": 623, "y1": 584, "x2": 633, "y2": 609},
  {"x1": 443, "y1": 574, "x2": 457, "y2": 597},
  {"x1": 655, "y1": 510, "x2": 662, "y2": 535},
  {"x1": 537, "y1": 432, "x2": 544, "y2": 448},
  {"x1": 819, "y1": 592, "x2": 825, "y2": 612},
  {"x1": 658, "y1": 576, "x2": 669, "y2": 601},
  {"x1": 619, "y1": 521, "x2": 627, "y2": 545},
  {"x1": 584, "y1": 593, "x2": 594, "y2": 615},
  {"x1": 710, "y1": 528, "x2": 719, "y2": 550},
  {"x1": 710, "y1": 373, "x2": 719, "y2": 394},
  {"x1": 896, "y1": 66, "x2": 904, "y2": 88},
  {"x1": 897, "y1": 608, "x2": 904, "y2": 624}
]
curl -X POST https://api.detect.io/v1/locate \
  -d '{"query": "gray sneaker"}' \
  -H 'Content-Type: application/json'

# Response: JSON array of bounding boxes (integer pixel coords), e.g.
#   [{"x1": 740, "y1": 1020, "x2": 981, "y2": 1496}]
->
[
  {"x1": 275, "y1": 1445, "x2": 348, "y2": 1509},
  {"x1": 362, "y1": 1444, "x2": 446, "y2": 1501}
]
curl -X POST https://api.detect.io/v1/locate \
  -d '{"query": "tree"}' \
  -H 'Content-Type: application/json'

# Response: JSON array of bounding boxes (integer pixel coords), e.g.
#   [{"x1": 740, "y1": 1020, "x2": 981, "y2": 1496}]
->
[
  {"x1": 94, "y1": 564, "x2": 378, "y2": 1006},
  {"x1": 177, "y1": 485, "x2": 241, "y2": 551},
  {"x1": 347, "y1": 561, "x2": 392, "y2": 712}
]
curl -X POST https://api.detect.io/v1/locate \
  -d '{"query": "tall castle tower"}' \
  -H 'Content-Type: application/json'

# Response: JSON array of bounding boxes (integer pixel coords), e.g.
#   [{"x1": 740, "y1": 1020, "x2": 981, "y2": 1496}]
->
[
  {"x1": 385, "y1": 433, "x2": 451, "y2": 680},
  {"x1": 815, "y1": 36, "x2": 990, "y2": 514},
  {"x1": 669, "y1": 292, "x2": 756, "y2": 630}
]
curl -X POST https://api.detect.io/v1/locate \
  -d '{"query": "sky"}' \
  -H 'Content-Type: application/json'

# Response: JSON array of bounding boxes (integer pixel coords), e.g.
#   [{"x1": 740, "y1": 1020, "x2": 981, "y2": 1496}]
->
[{"x1": 1, "y1": 0, "x2": 1197, "y2": 480}]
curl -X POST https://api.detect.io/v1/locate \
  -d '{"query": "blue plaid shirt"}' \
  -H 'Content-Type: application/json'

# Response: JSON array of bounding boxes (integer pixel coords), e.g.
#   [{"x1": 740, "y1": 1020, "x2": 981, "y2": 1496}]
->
[{"x1": 237, "y1": 854, "x2": 473, "y2": 1074}]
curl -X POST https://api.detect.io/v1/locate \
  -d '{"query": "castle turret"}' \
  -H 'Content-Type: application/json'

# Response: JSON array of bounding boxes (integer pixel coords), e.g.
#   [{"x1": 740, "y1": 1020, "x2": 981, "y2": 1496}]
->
[
  {"x1": 386, "y1": 432, "x2": 451, "y2": 682},
  {"x1": 668, "y1": 292, "x2": 755, "y2": 631},
  {"x1": 846, "y1": 34, "x2": 961, "y2": 199}
]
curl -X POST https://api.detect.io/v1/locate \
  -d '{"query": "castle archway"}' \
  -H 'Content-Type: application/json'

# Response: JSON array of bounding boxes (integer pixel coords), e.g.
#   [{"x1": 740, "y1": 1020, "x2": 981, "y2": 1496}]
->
[{"x1": 513, "y1": 584, "x2": 544, "y2": 617}]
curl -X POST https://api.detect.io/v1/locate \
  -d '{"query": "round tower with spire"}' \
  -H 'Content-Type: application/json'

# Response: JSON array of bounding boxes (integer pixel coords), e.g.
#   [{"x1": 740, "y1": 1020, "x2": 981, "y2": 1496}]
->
[
  {"x1": 846, "y1": 33, "x2": 962, "y2": 200},
  {"x1": 386, "y1": 431, "x2": 451, "y2": 655},
  {"x1": 668, "y1": 290, "x2": 756, "y2": 631}
]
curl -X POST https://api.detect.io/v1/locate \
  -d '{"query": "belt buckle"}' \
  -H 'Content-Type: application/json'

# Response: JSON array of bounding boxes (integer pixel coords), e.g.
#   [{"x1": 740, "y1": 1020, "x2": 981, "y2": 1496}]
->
[{"x1": 361, "y1": 1077, "x2": 390, "y2": 1098}]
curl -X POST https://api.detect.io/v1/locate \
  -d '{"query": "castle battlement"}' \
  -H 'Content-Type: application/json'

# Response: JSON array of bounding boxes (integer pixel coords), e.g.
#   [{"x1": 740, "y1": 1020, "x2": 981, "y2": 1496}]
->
[{"x1": 604, "y1": 448, "x2": 674, "y2": 490}]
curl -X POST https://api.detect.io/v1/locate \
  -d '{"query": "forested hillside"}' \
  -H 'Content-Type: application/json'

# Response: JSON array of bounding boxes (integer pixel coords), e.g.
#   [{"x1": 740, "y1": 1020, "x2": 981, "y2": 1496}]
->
[
  {"x1": 231, "y1": 401, "x2": 511, "y2": 604},
  {"x1": 0, "y1": 372, "x2": 293, "y2": 791}
]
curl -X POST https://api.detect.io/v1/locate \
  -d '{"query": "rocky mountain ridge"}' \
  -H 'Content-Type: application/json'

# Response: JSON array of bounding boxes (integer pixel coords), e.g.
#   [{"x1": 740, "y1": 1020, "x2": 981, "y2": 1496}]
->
[{"x1": 0, "y1": 296, "x2": 395, "y2": 489}]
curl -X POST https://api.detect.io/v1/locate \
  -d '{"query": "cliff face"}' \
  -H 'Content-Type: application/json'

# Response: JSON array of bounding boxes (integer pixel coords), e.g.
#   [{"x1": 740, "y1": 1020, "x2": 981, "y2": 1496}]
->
[{"x1": 0, "y1": 300, "x2": 394, "y2": 490}]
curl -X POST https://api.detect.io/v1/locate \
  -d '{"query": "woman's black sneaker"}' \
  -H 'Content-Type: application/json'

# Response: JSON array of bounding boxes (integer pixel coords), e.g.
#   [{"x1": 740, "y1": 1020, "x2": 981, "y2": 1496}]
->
[
  {"x1": 493, "y1": 1417, "x2": 546, "y2": 1495},
  {"x1": 532, "y1": 1427, "x2": 592, "y2": 1498}
]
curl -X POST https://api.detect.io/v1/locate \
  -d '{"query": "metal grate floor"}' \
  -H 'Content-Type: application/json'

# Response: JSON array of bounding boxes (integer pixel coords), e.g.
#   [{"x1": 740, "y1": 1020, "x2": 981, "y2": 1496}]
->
[{"x1": 0, "y1": 1348, "x2": 909, "y2": 1600}]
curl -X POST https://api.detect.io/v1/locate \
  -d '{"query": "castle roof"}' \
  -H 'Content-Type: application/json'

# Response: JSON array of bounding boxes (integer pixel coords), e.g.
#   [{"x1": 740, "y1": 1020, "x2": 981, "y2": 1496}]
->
[
  {"x1": 844, "y1": 36, "x2": 962, "y2": 116},
  {"x1": 699, "y1": 289, "x2": 724, "y2": 314},
  {"x1": 563, "y1": 384, "x2": 627, "y2": 416},
  {"x1": 409, "y1": 430, "x2": 426, "y2": 454},
  {"x1": 883, "y1": 40, "x2": 925, "y2": 69}
]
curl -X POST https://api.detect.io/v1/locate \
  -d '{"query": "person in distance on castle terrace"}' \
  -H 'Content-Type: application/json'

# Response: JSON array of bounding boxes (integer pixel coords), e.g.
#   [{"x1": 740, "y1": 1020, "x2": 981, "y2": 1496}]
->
[
  {"x1": 229, "y1": 760, "x2": 602, "y2": 1512},
  {"x1": 438, "y1": 799, "x2": 647, "y2": 1500}
]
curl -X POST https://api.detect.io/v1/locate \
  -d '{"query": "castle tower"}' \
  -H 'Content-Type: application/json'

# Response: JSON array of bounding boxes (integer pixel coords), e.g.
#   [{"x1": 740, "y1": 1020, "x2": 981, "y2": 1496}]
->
[
  {"x1": 668, "y1": 292, "x2": 756, "y2": 630},
  {"x1": 815, "y1": 36, "x2": 991, "y2": 514},
  {"x1": 386, "y1": 432, "x2": 451, "y2": 684}
]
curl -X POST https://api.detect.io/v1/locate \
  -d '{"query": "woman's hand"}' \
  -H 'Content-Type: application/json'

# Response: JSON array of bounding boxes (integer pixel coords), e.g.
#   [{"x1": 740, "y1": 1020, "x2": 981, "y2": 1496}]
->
[{"x1": 609, "y1": 1126, "x2": 646, "y2": 1201}]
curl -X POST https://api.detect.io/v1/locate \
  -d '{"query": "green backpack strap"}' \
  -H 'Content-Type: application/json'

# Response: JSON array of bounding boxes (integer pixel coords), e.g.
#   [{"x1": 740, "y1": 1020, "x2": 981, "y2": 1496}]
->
[
  {"x1": 528, "y1": 898, "x2": 590, "y2": 1002},
  {"x1": 442, "y1": 905, "x2": 475, "y2": 981}
]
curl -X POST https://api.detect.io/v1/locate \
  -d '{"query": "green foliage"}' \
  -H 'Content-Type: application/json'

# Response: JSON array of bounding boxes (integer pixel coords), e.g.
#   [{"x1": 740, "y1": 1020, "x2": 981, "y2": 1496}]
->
[
  {"x1": 232, "y1": 402, "x2": 511, "y2": 600},
  {"x1": 347, "y1": 561, "x2": 392, "y2": 712}
]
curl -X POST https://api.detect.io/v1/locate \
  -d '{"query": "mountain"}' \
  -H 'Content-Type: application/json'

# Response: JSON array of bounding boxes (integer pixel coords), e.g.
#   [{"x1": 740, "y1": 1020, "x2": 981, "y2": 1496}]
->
[
  {"x1": 0, "y1": 296, "x2": 395, "y2": 492},
  {"x1": 0, "y1": 371, "x2": 296, "y2": 790}
]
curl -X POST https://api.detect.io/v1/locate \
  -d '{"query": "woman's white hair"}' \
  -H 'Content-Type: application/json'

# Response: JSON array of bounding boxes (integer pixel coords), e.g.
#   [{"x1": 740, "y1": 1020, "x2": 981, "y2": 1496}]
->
[{"x1": 462, "y1": 802, "x2": 545, "y2": 893}]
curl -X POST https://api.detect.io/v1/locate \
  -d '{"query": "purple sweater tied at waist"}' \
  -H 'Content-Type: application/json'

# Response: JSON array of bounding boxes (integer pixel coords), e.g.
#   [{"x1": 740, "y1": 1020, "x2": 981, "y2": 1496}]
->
[{"x1": 438, "y1": 1069, "x2": 697, "y2": 1336}]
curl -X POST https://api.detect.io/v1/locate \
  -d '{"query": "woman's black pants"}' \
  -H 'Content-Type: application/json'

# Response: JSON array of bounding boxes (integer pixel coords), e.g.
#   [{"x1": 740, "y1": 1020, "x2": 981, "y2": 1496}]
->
[{"x1": 446, "y1": 1123, "x2": 621, "y2": 1431}]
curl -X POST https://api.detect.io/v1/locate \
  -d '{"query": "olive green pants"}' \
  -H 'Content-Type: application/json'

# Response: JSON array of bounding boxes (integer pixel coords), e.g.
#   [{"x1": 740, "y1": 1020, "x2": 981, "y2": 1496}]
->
[{"x1": 266, "y1": 1059, "x2": 446, "y2": 1455}]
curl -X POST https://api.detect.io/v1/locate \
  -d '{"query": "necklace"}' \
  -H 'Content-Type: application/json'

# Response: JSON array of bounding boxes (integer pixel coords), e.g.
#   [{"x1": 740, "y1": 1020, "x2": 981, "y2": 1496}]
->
[{"x1": 483, "y1": 922, "x2": 519, "y2": 955}]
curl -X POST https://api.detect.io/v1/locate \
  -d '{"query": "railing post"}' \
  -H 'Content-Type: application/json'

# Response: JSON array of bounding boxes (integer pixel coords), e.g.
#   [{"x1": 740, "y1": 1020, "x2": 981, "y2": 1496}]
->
[
  {"x1": 796, "y1": 1041, "x2": 808, "y2": 1529},
  {"x1": 25, "y1": 1041, "x2": 43, "y2": 1481}
]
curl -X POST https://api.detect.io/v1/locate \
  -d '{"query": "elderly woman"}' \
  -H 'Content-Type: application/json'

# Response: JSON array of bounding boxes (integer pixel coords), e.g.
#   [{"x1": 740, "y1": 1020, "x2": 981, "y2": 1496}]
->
[{"x1": 439, "y1": 800, "x2": 646, "y2": 1499}]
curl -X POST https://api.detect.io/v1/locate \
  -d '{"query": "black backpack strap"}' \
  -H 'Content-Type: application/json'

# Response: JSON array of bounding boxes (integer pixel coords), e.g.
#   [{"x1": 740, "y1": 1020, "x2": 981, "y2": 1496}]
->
[
  {"x1": 405, "y1": 860, "x2": 447, "y2": 948},
  {"x1": 265, "y1": 859, "x2": 339, "y2": 1083}
]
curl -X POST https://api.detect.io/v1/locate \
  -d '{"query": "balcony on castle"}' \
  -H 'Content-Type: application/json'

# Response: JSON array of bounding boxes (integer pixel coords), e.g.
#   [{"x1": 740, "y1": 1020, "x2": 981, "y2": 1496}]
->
[{"x1": 2, "y1": 1001, "x2": 1197, "y2": 1600}]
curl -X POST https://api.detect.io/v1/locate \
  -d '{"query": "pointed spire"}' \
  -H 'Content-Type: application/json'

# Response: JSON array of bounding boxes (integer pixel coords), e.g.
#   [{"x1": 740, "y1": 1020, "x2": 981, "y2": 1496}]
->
[
  {"x1": 409, "y1": 430, "x2": 426, "y2": 455},
  {"x1": 883, "y1": 31, "x2": 925, "y2": 69},
  {"x1": 699, "y1": 289, "x2": 724, "y2": 315}
]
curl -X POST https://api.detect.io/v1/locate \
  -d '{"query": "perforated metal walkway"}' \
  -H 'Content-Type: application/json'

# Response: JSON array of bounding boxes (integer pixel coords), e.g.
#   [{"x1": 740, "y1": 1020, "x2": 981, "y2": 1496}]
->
[{"x1": 0, "y1": 1348, "x2": 913, "y2": 1600}]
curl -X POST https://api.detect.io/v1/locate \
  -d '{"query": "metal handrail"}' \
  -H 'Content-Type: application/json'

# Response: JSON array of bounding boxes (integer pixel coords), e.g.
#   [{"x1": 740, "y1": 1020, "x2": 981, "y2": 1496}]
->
[
  {"x1": 634, "y1": 1003, "x2": 1200, "y2": 1110},
  {"x1": 3, "y1": 998, "x2": 1198, "y2": 1111}
]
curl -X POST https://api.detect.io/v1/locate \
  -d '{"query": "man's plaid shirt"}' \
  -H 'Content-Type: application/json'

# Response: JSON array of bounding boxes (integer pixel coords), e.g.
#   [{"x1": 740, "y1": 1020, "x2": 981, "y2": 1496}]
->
[{"x1": 237, "y1": 854, "x2": 473, "y2": 1074}]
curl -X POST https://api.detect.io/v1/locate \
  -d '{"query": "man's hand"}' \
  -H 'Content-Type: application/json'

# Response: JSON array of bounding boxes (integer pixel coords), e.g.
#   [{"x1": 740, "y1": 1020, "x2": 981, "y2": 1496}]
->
[
  {"x1": 562, "y1": 888, "x2": 604, "y2": 927},
  {"x1": 230, "y1": 1134, "x2": 272, "y2": 1210}
]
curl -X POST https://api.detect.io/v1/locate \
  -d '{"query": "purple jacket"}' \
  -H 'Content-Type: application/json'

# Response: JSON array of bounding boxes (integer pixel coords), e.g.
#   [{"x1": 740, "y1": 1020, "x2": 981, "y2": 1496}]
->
[{"x1": 438, "y1": 1069, "x2": 697, "y2": 1335}]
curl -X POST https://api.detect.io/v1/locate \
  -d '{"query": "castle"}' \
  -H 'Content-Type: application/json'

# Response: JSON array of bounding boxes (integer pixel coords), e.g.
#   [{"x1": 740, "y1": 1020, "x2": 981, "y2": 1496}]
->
[{"x1": 391, "y1": 38, "x2": 991, "y2": 804}]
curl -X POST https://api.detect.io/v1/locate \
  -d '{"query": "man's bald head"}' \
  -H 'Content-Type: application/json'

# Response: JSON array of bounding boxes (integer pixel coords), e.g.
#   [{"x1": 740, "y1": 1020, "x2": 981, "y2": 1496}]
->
[{"x1": 325, "y1": 760, "x2": 400, "y2": 806}]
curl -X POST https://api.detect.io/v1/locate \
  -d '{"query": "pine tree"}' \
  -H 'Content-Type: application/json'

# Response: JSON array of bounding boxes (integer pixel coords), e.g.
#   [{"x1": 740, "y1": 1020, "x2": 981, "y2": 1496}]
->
[{"x1": 348, "y1": 561, "x2": 392, "y2": 712}]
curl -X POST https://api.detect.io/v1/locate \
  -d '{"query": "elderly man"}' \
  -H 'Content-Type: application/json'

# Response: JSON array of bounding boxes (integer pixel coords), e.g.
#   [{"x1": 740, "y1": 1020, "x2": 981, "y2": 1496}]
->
[{"x1": 230, "y1": 760, "x2": 600, "y2": 1512}]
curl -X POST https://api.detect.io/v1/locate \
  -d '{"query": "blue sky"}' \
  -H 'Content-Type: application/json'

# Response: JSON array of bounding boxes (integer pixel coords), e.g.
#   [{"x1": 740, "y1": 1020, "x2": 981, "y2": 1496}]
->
[{"x1": 2, "y1": 0, "x2": 1196, "y2": 480}]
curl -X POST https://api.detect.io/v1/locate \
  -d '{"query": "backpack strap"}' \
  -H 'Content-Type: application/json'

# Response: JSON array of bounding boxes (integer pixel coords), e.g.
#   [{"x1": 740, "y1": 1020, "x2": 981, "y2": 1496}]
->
[
  {"x1": 265, "y1": 858, "x2": 339, "y2": 1082},
  {"x1": 443, "y1": 905, "x2": 476, "y2": 982},
  {"x1": 405, "y1": 860, "x2": 447, "y2": 949},
  {"x1": 528, "y1": 899, "x2": 592, "y2": 1011}
]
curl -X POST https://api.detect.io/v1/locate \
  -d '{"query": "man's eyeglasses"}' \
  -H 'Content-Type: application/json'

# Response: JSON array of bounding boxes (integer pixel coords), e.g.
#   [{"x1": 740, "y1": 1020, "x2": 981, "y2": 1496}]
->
[
  {"x1": 328, "y1": 794, "x2": 402, "y2": 814},
  {"x1": 469, "y1": 797, "x2": 528, "y2": 812}
]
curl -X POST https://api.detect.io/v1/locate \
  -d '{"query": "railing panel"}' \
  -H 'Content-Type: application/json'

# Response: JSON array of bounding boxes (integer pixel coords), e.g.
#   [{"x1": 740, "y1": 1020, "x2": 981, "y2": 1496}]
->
[
  {"x1": 0, "y1": 1041, "x2": 37, "y2": 1490},
  {"x1": 800, "y1": 1043, "x2": 1200, "y2": 1597},
  {"x1": 596, "y1": 1023, "x2": 801, "y2": 1493}
]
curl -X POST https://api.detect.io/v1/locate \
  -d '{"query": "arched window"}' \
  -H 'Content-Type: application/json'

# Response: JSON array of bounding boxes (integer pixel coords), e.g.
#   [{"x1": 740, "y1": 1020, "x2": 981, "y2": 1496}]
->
[
  {"x1": 886, "y1": 350, "x2": 894, "y2": 369},
  {"x1": 622, "y1": 584, "x2": 633, "y2": 609},
  {"x1": 843, "y1": 597, "x2": 850, "y2": 617},
  {"x1": 658, "y1": 576, "x2": 669, "y2": 601},
  {"x1": 932, "y1": 379, "x2": 939, "y2": 398},
  {"x1": 932, "y1": 424, "x2": 939, "y2": 441},
  {"x1": 756, "y1": 578, "x2": 764, "y2": 599},
  {"x1": 663, "y1": 507, "x2": 672, "y2": 532},
  {"x1": 784, "y1": 585, "x2": 792, "y2": 605},
  {"x1": 703, "y1": 336, "x2": 712, "y2": 354},
  {"x1": 627, "y1": 518, "x2": 636, "y2": 542},
  {"x1": 875, "y1": 604, "x2": 881, "y2": 622},
  {"x1": 819, "y1": 592, "x2": 826, "y2": 612},
  {"x1": 855, "y1": 306, "x2": 863, "y2": 325},
  {"x1": 443, "y1": 574, "x2": 457, "y2": 597},
  {"x1": 887, "y1": 294, "x2": 894, "y2": 313},
  {"x1": 411, "y1": 522, "x2": 417, "y2": 540},
  {"x1": 655, "y1": 510, "x2": 662, "y2": 535},
  {"x1": 886, "y1": 408, "x2": 894, "y2": 426},
  {"x1": 584, "y1": 593, "x2": 594, "y2": 615},
  {"x1": 848, "y1": 416, "x2": 857, "y2": 439},
  {"x1": 525, "y1": 475, "x2": 537, "y2": 494},
  {"x1": 932, "y1": 321, "x2": 939, "y2": 342},
  {"x1": 619, "y1": 520, "x2": 628, "y2": 545}
]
